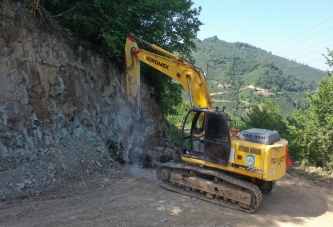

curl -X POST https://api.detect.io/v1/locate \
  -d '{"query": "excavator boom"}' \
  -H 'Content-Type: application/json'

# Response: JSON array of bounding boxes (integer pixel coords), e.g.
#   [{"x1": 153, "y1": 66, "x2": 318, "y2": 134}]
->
[{"x1": 125, "y1": 33, "x2": 213, "y2": 109}]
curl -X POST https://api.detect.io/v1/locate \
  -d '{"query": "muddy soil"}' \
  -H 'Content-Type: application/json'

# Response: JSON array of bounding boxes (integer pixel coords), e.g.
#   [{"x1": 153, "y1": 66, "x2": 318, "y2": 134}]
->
[{"x1": 1, "y1": 164, "x2": 333, "y2": 227}]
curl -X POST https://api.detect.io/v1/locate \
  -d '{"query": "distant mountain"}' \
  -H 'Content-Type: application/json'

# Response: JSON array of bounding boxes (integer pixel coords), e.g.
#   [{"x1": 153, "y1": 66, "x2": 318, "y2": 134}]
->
[{"x1": 191, "y1": 36, "x2": 327, "y2": 117}]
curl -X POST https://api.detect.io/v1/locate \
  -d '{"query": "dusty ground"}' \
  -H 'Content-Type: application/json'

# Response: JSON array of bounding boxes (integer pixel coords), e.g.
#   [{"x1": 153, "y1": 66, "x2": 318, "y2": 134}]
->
[{"x1": 1, "y1": 164, "x2": 333, "y2": 227}]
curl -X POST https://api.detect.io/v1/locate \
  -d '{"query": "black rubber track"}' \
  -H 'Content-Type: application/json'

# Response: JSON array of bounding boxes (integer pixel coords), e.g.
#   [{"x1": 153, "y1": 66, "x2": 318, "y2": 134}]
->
[{"x1": 156, "y1": 162, "x2": 262, "y2": 213}]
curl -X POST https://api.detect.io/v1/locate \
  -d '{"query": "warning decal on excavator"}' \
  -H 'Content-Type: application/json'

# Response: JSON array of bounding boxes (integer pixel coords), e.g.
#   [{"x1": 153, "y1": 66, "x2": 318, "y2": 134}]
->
[
  {"x1": 245, "y1": 154, "x2": 256, "y2": 167},
  {"x1": 269, "y1": 167, "x2": 275, "y2": 176},
  {"x1": 277, "y1": 156, "x2": 285, "y2": 172}
]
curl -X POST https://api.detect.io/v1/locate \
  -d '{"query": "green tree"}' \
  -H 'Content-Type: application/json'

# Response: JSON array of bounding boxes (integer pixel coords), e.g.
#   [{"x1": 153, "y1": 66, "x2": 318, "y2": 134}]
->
[
  {"x1": 152, "y1": 78, "x2": 183, "y2": 115},
  {"x1": 35, "y1": 0, "x2": 202, "y2": 62},
  {"x1": 288, "y1": 106, "x2": 323, "y2": 164},
  {"x1": 166, "y1": 102, "x2": 191, "y2": 141},
  {"x1": 241, "y1": 99, "x2": 288, "y2": 138},
  {"x1": 288, "y1": 49, "x2": 333, "y2": 167}
]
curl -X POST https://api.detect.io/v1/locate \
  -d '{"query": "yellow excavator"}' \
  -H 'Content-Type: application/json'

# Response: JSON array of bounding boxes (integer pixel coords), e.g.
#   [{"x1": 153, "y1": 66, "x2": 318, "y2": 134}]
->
[{"x1": 125, "y1": 33, "x2": 291, "y2": 213}]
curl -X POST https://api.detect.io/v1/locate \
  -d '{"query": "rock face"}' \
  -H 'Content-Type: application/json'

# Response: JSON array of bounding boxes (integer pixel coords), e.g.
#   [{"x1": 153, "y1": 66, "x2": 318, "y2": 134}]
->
[{"x1": 0, "y1": 2, "x2": 177, "y2": 198}]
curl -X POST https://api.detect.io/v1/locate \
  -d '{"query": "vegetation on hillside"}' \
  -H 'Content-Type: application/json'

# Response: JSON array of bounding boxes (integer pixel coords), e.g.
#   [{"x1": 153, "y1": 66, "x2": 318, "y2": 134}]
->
[
  {"x1": 192, "y1": 37, "x2": 325, "y2": 117},
  {"x1": 288, "y1": 50, "x2": 333, "y2": 168},
  {"x1": 254, "y1": 63, "x2": 316, "y2": 93},
  {"x1": 241, "y1": 99, "x2": 288, "y2": 138},
  {"x1": 194, "y1": 37, "x2": 324, "y2": 85}
]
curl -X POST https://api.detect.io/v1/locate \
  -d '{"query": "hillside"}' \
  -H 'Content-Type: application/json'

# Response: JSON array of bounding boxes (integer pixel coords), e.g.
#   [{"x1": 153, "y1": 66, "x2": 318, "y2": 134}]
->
[{"x1": 191, "y1": 36, "x2": 327, "y2": 117}]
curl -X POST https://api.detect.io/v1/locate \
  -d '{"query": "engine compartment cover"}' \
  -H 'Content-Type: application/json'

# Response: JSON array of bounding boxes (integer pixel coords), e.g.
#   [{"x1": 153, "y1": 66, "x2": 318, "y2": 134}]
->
[{"x1": 239, "y1": 128, "x2": 280, "y2": 145}]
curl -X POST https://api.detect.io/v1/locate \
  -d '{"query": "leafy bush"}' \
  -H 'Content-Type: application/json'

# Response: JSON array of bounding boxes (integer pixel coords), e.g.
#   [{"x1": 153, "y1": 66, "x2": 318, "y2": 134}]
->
[
  {"x1": 288, "y1": 50, "x2": 333, "y2": 168},
  {"x1": 166, "y1": 102, "x2": 191, "y2": 142},
  {"x1": 30, "y1": 0, "x2": 203, "y2": 63},
  {"x1": 241, "y1": 98, "x2": 288, "y2": 138}
]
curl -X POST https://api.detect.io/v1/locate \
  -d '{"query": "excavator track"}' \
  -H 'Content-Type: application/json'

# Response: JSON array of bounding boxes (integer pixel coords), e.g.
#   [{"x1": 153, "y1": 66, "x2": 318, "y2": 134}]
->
[{"x1": 156, "y1": 162, "x2": 262, "y2": 213}]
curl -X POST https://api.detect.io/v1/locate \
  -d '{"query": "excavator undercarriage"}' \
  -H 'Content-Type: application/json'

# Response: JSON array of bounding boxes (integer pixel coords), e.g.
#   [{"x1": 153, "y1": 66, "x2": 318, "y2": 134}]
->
[{"x1": 156, "y1": 162, "x2": 262, "y2": 213}]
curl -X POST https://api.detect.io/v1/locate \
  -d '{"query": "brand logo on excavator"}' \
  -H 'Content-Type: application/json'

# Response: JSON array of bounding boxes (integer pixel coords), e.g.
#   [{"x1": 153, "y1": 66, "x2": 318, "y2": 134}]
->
[{"x1": 146, "y1": 56, "x2": 169, "y2": 69}]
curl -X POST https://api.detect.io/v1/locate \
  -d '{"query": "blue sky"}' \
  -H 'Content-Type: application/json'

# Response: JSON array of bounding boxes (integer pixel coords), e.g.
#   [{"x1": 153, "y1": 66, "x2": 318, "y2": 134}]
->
[{"x1": 191, "y1": 0, "x2": 333, "y2": 71}]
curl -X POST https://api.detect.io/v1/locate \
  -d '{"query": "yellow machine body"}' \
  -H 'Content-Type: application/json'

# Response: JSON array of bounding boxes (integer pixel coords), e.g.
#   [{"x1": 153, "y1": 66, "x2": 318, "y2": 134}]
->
[{"x1": 182, "y1": 138, "x2": 287, "y2": 181}]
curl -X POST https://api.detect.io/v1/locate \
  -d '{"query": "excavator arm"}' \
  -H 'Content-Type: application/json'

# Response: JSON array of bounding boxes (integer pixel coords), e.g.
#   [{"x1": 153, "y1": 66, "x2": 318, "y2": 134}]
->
[{"x1": 125, "y1": 33, "x2": 213, "y2": 109}]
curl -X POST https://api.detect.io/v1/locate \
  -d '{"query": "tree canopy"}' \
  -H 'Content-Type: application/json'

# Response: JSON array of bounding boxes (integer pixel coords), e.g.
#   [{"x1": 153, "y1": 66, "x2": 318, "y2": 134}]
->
[
  {"x1": 241, "y1": 98, "x2": 288, "y2": 138},
  {"x1": 32, "y1": 0, "x2": 202, "y2": 63},
  {"x1": 288, "y1": 49, "x2": 333, "y2": 167}
]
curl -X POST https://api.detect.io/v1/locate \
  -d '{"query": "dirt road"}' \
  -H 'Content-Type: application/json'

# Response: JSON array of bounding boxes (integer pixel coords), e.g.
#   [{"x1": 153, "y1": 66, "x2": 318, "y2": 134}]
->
[{"x1": 1, "y1": 164, "x2": 332, "y2": 227}]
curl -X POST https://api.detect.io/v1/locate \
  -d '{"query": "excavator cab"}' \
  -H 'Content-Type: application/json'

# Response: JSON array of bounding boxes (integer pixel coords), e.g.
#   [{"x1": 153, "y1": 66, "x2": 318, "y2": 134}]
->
[{"x1": 181, "y1": 108, "x2": 231, "y2": 166}]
